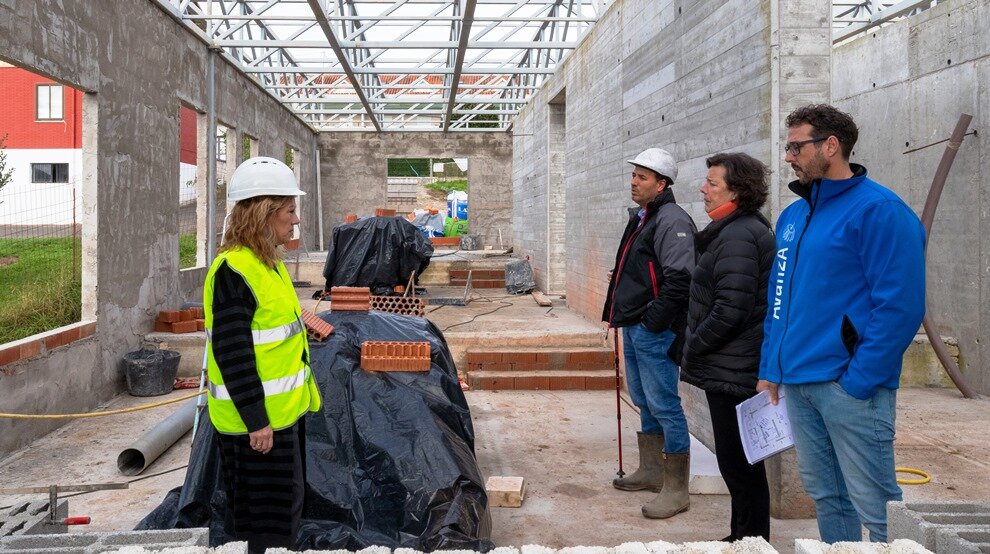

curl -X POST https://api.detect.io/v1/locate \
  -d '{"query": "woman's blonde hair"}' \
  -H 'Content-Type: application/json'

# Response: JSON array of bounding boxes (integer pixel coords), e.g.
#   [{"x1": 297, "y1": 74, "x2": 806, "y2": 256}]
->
[{"x1": 219, "y1": 195, "x2": 293, "y2": 267}]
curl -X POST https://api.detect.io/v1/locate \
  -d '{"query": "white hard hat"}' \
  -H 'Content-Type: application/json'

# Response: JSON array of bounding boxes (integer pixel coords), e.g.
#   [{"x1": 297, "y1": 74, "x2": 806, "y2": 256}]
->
[
  {"x1": 627, "y1": 148, "x2": 678, "y2": 184},
  {"x1": 227, "y1": 156, "x2": 306, "y2": 202}
]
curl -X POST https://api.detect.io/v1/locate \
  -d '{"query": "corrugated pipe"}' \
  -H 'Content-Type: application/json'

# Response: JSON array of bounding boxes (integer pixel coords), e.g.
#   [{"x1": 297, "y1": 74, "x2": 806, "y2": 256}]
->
[
  {"x1": 117, "y1": 399, "x2": 198, "y2": 476},
  {"x1": 919, "y1": 113, "x2": 979, "y2": 399}
]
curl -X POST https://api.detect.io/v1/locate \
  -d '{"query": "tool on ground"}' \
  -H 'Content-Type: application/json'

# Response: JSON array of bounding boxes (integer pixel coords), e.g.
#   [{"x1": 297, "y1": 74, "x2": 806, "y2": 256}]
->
[
  {"x1": 896, "y1": 467, "x2": 932, "y2": 485},
  {"x1": 0, "y1": 483, "x2": 128, "y2": 526},
  {"x1": 612, "y1": 327, "x2": 625, "y2": 478},
  {"x1": 427, "y1": 269, "x2": 472, "y2": 306}
]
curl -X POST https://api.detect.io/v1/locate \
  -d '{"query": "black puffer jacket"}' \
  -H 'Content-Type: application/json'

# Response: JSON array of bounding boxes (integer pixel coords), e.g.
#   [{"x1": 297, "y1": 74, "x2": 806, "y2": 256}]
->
[{"x1": 680, "y1": 209, "x2": 775, "y2": 398}]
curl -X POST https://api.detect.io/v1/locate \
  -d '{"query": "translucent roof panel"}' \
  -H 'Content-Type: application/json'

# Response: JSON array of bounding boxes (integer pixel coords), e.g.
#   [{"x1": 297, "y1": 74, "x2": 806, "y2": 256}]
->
[{"x1": 161, "y1": 0, "x2": 615, "y2": 132}]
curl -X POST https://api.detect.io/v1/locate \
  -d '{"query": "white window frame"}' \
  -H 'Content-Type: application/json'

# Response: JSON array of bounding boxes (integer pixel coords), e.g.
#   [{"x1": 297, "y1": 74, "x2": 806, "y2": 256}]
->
[{"x1": 36, "y1": 84, "x2": 64, "y2": 121}]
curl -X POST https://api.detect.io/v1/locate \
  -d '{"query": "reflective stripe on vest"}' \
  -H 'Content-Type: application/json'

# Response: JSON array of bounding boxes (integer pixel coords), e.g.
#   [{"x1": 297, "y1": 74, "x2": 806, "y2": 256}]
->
[
  {"x1": 205, "y1": 318, "x2": 303, "y2": 346},
  {"x1": 208, "y1": 365, "x2": 311, "y2": 402}
]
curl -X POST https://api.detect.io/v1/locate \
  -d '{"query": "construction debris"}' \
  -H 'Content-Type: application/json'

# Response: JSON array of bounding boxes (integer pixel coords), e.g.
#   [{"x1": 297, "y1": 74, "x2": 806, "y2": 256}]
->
[
  {"x1": 505, "y1": 259, "x2": 536, "y2": 295},
  {"x1": 485, "y1": 476, "x2": 526, "y2": 508}
]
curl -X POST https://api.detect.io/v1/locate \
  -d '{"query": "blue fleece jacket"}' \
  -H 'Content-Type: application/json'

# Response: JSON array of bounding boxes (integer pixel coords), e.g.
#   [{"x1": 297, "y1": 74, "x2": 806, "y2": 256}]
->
[{"x1": 758, "y1": 165, "x2": 926, "y2": 400}]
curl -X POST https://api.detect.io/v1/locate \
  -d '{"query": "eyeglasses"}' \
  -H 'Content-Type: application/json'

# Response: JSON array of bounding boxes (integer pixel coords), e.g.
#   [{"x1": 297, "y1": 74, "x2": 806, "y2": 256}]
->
[{"x1": 784, "y1": 137, "x2": 827, "y2": 155}]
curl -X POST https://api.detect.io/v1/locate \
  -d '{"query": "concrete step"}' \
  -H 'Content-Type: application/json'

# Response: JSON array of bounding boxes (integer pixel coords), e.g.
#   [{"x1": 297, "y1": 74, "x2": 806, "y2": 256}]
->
[
  {"x1": 466, "y1": 346, "x2": 614, "y2": 372},
  {"x1": 467, "y1": 369, "x2": 618, "y2": 391}
]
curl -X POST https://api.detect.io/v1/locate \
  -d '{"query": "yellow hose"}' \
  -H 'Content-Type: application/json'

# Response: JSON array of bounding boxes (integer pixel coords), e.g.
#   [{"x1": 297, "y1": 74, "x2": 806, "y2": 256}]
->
[
  {"x1": 896, "y1": 467, "x2": 931, "y2": 485},
  {"x1": 0, "y1": 391, "x2": 205, "y2": 420}
]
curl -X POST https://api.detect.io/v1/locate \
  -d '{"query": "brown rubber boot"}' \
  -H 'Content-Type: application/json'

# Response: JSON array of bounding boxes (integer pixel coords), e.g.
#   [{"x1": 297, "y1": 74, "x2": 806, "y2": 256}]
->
[
  {"x1": 612, "y1": 432, "x2": 664, "y2": 492},
  {"x1": 642, "y1": 451, "x2": 690, "y2": 519}
]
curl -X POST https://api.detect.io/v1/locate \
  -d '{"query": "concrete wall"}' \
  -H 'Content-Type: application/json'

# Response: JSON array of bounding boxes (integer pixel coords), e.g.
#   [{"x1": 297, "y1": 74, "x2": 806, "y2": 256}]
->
[
  {"x1": 317, "y1": 133, "x2": 513, "y2": 249},
  {"x1": 832, "y1": 0, "x2": 990, "y2": 395},
  {"x1": 511, "y1": 0, "x2": 831, "y2": 517},
  {"x1": 0, "y1": 0, "x2": 317, "y2": 457},
  {"x1": 512, "y1": 0, "x2": 830, "y2": 315}
]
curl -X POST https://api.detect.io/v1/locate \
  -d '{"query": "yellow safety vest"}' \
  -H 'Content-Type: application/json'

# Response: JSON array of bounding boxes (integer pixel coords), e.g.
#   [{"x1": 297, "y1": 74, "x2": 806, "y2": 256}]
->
[{"x1": 204, "y1": 246, "x2": 322, "y2": 434}]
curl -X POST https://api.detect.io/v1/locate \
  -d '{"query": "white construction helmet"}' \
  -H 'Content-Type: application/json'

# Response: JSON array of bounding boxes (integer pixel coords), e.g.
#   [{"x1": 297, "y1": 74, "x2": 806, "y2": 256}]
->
[
  {"x1": 227, "y1": 156, "x2": 306, "y2": 202},
  {"x1": 627, "y1": 148, "x2": 678, "y2": 184}
]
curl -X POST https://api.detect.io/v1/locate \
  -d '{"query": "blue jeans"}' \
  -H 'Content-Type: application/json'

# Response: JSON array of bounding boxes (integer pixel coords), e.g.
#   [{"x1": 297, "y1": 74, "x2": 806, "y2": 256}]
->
[
  {"x1": 785, "y1": 382, "x2": 900, "y2": 543},
  {"x1": 622, "y1": 323, "x2": 690, "y2": 453}
]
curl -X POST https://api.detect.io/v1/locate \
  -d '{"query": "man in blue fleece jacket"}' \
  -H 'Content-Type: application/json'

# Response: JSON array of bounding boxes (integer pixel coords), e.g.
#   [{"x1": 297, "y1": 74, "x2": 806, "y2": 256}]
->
[{"x1": 756, "y1": 105, "x2": 926, "y2": 543}]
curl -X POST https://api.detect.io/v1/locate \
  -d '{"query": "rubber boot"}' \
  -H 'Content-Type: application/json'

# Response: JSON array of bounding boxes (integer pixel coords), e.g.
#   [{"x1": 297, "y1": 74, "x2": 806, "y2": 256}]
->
[
  {"x1": 612, "y1": 432, "x2": 664, "y2": 492},
  {"x1": 642, "y1": 451, "x2": 690, "y2": 519}
]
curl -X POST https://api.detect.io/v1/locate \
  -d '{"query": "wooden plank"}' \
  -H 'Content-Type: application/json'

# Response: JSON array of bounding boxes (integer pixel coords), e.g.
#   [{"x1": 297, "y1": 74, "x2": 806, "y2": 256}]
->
[{"x1": 531, "y1": 291, "x2": 553, "y2": 307}]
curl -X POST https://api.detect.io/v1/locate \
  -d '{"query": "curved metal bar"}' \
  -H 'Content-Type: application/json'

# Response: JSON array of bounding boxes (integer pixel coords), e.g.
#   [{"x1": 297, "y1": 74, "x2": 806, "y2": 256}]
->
[{"x1": 918, "y1": 113, "x2": 979, "y2": 399}]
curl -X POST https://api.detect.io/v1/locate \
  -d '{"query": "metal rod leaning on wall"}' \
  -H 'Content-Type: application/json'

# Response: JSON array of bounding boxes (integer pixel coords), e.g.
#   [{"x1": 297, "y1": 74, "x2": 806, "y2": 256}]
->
[
  {"x1": 117, "y1": 398, "x2": 198, "y2": 476},
  {"x1": 206, "y1": 47, "x2": 218, "y2": 262},
  {"x1": 316, "y1": 145, "x2": 325, "y2": 252},
  {"x1": 918, "y1": 112, "x2": 979, "y2": 399}
]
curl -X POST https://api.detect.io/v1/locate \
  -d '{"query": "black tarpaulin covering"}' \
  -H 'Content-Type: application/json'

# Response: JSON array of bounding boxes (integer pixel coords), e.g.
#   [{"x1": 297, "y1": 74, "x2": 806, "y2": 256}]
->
[
  {"x1": 323, "y1": 217, "x2": 434, "y2": 295},
  {"x1": 136, "y1": 310, "x2": 492, "y2": 552}
]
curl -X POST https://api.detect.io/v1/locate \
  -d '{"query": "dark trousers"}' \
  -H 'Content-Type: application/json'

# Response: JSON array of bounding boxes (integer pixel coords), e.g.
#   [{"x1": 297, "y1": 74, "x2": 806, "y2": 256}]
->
[
  {"x1": 218, "y1": 419, "x2": 306, "y2": 554},
  {"x1": 706, "y1": 390, "x2": 771, "y2": 541}
]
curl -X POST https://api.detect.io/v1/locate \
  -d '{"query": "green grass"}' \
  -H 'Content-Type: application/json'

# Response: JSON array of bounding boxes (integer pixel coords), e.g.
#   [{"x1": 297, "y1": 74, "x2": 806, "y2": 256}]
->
[
  {"x1": 0, "y1": 237, "x2": 81, "y2": 344},
  {"x1": 179, "y1": 233, "x2": 197, "y2": 269},
  {"x1": 424, "y1": 179, "x2": 468, "y2": 194}
]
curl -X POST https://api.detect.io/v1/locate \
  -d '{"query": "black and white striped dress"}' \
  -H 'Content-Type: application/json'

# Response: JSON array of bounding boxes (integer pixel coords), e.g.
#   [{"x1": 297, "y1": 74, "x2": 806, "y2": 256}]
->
[{"x1": 210, "y1": 260, "x2": 306, "y2": 553}]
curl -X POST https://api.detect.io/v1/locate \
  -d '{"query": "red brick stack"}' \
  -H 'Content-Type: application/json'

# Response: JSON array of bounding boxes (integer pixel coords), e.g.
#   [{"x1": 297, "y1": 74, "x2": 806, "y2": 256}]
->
[
  {"x1": 360, "y1": 341, "x2": 431, "y2": 372},
  {"x1": 154, "y1": 307, "x2": 205, "y2": 334},
  {"x1": 450, "y1": 268, "x2": 506, "y2": 289},
  {"x1": 374, "y1": 208, "x2": 397, "y2": 217},
  {"x1": 329, "y1": 286, "x2": 371, "y2": 312},
  {"x1": 369, "y1": 295, "x2": 426, "y2": 317},
  {"x1": 344, "y1": 213, "x2": 358, "y2": 224},
  {"x1": 301, "y1": 309, "x2": 334, "y2": 342}
]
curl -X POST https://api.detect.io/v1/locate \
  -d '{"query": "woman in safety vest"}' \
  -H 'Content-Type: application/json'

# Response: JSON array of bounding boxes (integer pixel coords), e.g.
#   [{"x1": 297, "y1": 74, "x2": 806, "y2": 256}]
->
[{"x1": 203, "y1": 156, "x2": 322, "y2": 553}]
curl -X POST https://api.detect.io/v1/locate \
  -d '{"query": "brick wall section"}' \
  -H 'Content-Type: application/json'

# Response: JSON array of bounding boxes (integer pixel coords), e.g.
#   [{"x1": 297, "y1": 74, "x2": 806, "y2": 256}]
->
[
  {"x1": 450, "y1": 268, "x2": 506, "y2": 289},
  {"x1": 152, "y1": 308, "x2": 204, "y2": 334},
  {"x1": 360, "y1": 341, "x2": 431, "y2": 372},
  {"x1": 0, "y1": 321, "x2": 96, "y2": 371}
]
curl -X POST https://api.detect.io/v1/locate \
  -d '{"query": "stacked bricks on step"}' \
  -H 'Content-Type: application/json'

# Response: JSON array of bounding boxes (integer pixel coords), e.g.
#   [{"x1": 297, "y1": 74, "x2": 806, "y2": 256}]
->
[
  {"x1": 888, "y1": 501, "x2": 990, "y2": 552},
  {"x1": 369, "y1": 295, "x2": 427, "y2": 317},
  {"x1": 360, "y1": 341, "x2": 431, "y2": 372},
  {"x1": 330, "y1": 286, "x2": 371, "y2": 312},
  {"x1": 450, "y1": 268, "x2": 506, "y2": 289},
  {"x1": 344, "y1": 213, "x2": 358, "y2": 224},
  {"x1": 0, "y1": 528, "x2": 211, "y2": 553},
  {"x1": 301, "y1": 309, "x2": 335, "y2": 342},
  {"x1": 466, "y1": 347, "x2": 617, "y2": 391},
  {"x1": 374, "y1": 208, "x2": 397, "y2": 217},
  {"x1": 154, "y1": 307, "x2": 205, "y2": 333}
]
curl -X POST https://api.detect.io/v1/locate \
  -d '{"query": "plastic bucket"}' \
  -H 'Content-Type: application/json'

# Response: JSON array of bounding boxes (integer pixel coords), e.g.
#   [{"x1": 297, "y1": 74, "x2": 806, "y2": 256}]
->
[{"x1": 123, "y1": 348, "x2": 181, "y2": 397}]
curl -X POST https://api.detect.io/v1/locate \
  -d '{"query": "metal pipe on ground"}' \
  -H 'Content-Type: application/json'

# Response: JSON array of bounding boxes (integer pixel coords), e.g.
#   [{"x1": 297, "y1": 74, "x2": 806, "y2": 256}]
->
[{"x1": 117, "y1": 399, "x2": 198, "y2": 476}]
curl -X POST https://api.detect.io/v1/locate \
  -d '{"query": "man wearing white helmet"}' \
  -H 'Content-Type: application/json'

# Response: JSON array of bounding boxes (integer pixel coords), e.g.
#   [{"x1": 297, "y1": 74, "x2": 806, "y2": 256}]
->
[
  {"x1": 203, "y1": 156, "x2": 321, "y2": 552},
  {"x1": 602, "y1": 148, "x2": 696, "y2": 519}
]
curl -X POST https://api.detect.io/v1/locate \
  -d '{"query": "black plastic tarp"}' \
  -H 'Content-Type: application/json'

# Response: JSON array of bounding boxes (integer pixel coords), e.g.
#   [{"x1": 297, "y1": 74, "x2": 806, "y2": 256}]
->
[
  {"x1": 323, "y1": 217, "x2": 434, "y2": 295},
  {"x1": 137, "y1": 310, "x2": 492, "y2": 552}
]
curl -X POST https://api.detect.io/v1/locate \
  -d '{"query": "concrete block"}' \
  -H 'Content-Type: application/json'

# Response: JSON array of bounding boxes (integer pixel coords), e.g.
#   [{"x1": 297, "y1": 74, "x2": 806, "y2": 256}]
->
[
  {"x1": 557, "y1": 548, "x2": 610, "y2": 554},
  {"x1": 688, "y1": 436, "x2": 730, "y2": 496},
  {"x1": 888, "y1": 502, "x2": 990, "y2": 551},
  {"x1": 489, "y1": 548, "x2": 521, "y2": 554},
  {"x1": 0, "y1": 528, "x2": 209, "y2": 553},
  {"x1": 0, "y1": 499, "x2": 68, "y2": 537},
  {"x1": 143, "y1": 331, "x2": 206, "y2": 378},
  {"x1": 521, "y1": 545, "x2": 556, "y2": 554},
  {"x1": 643, "y1": 540, "x2": 680, "y2": 553},
  {"x1": 460, "y1": 235, "x2": 483, "y2": 251},
  {"x1": 900, "y1": 335, "x2": 958, "y2": 388},
  {"x1": 675, "y1": 537, "x2": 776, "y2": 554},
  {"x1": 935, "y1": 526, "x2": 990, "y2": 554},
  {"x1": 615, "y1": 543, "x2": 651, "y2": 554},
  {"x1": 486, "y1": 476, "x2": 526, "y2": 508},
  {"x1": 795, "y1": 538, "x2": 930, "y2": 554}
]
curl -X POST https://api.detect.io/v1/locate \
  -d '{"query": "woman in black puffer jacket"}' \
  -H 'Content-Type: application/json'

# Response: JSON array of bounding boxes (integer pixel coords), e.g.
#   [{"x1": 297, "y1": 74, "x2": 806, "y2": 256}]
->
[{"x1": 681, "y1": 153, "x2": 775, "y2": 541}]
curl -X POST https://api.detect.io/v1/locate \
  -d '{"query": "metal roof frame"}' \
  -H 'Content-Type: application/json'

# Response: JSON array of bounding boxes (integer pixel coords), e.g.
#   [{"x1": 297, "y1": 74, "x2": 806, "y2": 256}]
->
[{"x1": 161, "y1": 0, "x2": 611, "y2": 131}]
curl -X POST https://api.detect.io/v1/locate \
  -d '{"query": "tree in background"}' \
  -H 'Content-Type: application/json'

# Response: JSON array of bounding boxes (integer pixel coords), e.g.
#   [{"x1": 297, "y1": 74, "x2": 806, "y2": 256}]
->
[{"x1": 0, "y1": 133, "x2": 13, "y2": 195}]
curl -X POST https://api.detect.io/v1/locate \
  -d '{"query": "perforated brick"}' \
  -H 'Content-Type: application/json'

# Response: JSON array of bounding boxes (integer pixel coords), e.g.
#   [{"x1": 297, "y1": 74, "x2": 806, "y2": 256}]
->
[
  {"x1": 302, "y1": 309, "x2": 335, "y2": 342},
  {"x1": 360, "y1": 341, "x2": 431, "y2": 372},
  {"x1": 370, "y1": 296, "x2": 426, "y2": 317}
]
